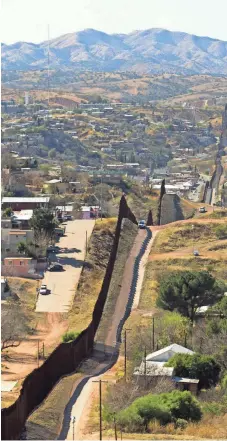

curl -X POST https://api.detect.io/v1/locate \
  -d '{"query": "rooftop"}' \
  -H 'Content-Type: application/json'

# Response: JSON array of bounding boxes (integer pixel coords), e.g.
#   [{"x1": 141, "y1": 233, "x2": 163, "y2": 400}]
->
[
  {"x1": 134, "y1": 362, "x2": 174, "y2": 377},
  {"x1": 146, "y1": 344, "x2": 194, "y2": 362},
  {"x1": 2, "y1": 197, "x2": 50, "y2": 204},
  {"x1": 173, "y1": 377, "x2": 199, "y2": 384}
]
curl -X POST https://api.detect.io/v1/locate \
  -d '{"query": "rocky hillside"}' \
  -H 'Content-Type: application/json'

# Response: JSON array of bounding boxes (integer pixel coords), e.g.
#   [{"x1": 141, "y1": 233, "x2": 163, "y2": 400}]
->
[{"x1": 2, "y1": 28, "x2": 227, "y2": 74}]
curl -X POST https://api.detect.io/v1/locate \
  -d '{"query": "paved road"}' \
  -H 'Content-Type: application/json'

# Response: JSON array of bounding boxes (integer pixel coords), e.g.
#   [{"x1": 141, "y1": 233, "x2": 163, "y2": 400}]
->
[{"x1": 36, "y1": 220, "x2": 95, "y2": 313}]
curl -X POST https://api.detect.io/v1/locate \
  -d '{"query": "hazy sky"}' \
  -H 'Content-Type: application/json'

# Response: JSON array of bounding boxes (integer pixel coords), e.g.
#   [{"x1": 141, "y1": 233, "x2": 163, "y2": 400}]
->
[{"x1": 1, "y1": 0, "x2": 227, "y2": 44}]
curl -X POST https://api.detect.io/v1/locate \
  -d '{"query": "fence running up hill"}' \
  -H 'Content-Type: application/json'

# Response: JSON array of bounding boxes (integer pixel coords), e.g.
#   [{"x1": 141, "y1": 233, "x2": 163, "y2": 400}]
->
[{"x1": 1, "y1": 196, "x2": 137, "y2": 441}]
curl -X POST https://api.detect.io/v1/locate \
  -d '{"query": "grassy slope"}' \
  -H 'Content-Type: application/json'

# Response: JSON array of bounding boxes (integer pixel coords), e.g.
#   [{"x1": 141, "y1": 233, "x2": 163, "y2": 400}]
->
[
  {"x1": 67, "y1": 218, "x2": 116, "y2": 334},
  {"x1": 26, "y1": 372, "x2": 83, "y2": 440}
]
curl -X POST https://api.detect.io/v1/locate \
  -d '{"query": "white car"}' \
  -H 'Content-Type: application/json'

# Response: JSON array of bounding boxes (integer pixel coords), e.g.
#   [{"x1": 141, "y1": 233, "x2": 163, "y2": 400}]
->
[{"x1": 39, "y1": 284, "x2": 48, "y2": 295}]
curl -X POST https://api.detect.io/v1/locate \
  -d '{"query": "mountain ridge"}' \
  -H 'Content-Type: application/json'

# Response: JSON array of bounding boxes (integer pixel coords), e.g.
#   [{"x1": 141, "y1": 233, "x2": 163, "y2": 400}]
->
[{"x1": 2, "y1": 27, "x2": 227, "y2": 74}]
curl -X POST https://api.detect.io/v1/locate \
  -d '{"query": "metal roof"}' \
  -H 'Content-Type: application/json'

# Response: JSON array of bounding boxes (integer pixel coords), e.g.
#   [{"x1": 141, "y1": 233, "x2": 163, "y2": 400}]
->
[
  {"x1": 2, "y1": 197, "x2": 50, "y2": 203},
  {"x1": 173, "y1": 377, "x2": 199, "y2": 384},
  {"x1": 146, "y1": 344, "x2": 194, "y2": 361},
  {"x1": 134, "y1": 362, "x2": 174, "y2": 377}
]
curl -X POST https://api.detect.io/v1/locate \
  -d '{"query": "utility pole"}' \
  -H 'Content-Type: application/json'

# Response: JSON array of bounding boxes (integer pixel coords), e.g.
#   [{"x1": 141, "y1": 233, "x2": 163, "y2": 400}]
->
[
  {"x1": 42, "y1": 342, "x2": 45, "y2": 359},
  {"x1": 100, "y1": 166, "x2": 103, "y2": 221},
  {"x1": 124, "y1": 328, "x2": 131, "y2": 382},
  {"x1": 93, "y1": 379, "x2": 108, "y2": 440},
  {"x1": 37, "y1": 340, "x2": 40, "y2": 367},
  {"x1": 85, "y1": 230, "x2": 88, "y2": 255},
  {"x1": 113, "y1": 414, "x2": 118, "y2": 440},
  {"x1": 47, "y1": 24, "x2": 50, "y2": 109},
  {"x1": 144, "y1": 346, "x2": 147, "y2": 388},
  {"x1": 152, "y1": 317, "x2": 155, "y2": 351},
  {"x1": 71, "y1": 416, "x2": 76, "y2": 440}
]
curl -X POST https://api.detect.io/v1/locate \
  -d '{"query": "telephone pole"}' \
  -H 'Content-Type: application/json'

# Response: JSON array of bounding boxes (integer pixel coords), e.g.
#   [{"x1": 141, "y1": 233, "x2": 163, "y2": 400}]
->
[
  {"x1": 144, "y1": 346, "x2": 147, "y2": 388},
  {"x1": 71, "y1": 416, "x2": 76, "y2": 440},
  {"x1": 152, "y1": 317, "x2": 155, "y2": 351},
  {"x1": 85, "y1": 230, "x2": 88, "y2": 255},
  {"x1": 37, "y1": 340, "x2": 40, "y2": 367},
  {"x1": 113, "y1": 414, "x2": 118, "y2": 440},
  {"x1": 93, "y1": 379, "x2": 108, "y2": 440},
  {"x1": 124, "y1": 328, "x2": 131, "y2": 382}
]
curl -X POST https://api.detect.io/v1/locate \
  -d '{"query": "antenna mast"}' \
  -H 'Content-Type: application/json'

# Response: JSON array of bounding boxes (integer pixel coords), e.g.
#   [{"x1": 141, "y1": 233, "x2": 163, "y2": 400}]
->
[{"x1": 47, "y1": 24, "x2": 50, "y2": 109}]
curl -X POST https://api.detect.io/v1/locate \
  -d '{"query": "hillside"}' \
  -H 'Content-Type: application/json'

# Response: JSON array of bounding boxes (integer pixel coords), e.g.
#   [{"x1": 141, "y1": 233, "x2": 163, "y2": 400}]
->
[{"x1": 2, "y1": 28, "x2": 227, "y2": 75}]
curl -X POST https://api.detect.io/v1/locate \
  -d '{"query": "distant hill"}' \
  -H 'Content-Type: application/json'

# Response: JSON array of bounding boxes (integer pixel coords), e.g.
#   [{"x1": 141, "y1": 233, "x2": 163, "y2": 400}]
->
[{"x1": 2, "y1": 28, "x2": 227, "y2": 75}]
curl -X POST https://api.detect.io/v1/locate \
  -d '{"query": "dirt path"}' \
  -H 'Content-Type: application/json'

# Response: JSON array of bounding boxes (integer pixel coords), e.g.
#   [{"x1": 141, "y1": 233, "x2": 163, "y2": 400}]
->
[
  {"x1": 63, "y1": 228, "x2": 155, "y2": 441},
  {"x1": 132, "y1": 230, "x2": 158, "y2": 310},
  {"x1": 2, "y1": 313, "x2": 68, "y2": 382}
]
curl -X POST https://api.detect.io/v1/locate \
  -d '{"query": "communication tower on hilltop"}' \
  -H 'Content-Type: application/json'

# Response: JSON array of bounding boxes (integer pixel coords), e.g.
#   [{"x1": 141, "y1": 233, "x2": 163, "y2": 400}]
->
[{"x1": 24, "y1": 92, "x2": 29, "y2": 106}]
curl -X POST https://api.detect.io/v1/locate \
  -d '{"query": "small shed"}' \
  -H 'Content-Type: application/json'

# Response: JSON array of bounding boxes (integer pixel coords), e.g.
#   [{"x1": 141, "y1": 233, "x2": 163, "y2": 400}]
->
[{"x1": 173, "y1": 377, "x2": 199, "y2": 395}]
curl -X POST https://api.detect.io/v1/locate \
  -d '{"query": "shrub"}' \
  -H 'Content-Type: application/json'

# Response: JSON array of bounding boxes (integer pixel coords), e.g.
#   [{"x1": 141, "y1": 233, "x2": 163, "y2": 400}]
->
[
  {"x1": 116, "y1": 390, "x2": 202, "y2": 433},
  {"x1": 159, "y1": 390, "x2": 202, "y2": 421},
  {"x1": 134, "y1": 396, "x2": 172, "y2": 428},
  {"x1": 221, "y1": 372, "x2": 227, "y2": 390},
  {"x1": 62, "y1": 331, "x2": 80, "y2": 343},
  {"x1": 175, "y1": 418, "x2": 188, "y2": 429},
  {"x1": 215, "y1": 224, "x2": 227, "y2": 239},
  {"x1": 116, "y1": 407, "x2": 143, "y2": 432},
  {"x1": 165, "y1": 354, "x2": 221, "y2": 389}
]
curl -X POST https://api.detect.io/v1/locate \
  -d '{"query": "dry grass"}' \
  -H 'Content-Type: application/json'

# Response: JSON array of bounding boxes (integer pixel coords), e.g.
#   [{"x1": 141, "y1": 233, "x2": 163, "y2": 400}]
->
[
  {"x1": 152, "y1": 222, "x2": 222, "y2": 253},
  {"x1": 26, "y1": 372, "x2": 83, "y2": 440},
  {"x1": 67, "y1": 218, "x2": 116, "y2": 334}
]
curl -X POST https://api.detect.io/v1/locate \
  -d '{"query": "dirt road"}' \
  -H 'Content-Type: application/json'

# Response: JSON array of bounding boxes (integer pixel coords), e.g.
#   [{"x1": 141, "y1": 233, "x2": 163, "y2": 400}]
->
[
  {"x1": 62, "y1": 228, "x2": 154, "y2": 440},
  {"x1": 36, "y1": 220, "x2": 95, "y2": 313}
]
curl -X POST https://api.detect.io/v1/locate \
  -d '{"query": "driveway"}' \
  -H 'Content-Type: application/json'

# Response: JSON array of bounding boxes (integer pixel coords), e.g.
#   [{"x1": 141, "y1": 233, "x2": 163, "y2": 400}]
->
[{"x1": 35, "y1": 220, "x2": 95, "y2": 313}]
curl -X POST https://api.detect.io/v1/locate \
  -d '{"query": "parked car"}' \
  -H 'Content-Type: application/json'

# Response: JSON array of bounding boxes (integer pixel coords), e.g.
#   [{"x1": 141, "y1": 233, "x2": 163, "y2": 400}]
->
[
  {"x1": 138, "y1": 220, "x2": 146, "y2": 229},
  {"x1": 39, "y1": 284, "x2": 48, "y2": 295},
  {"x1": 63, "y1": 215, "x2": 73, "y2": 221},
  {"x1": 48, "y1": 263, "x2": 64, "y2": 272},
  {"x1": 47, "y1": 245, "x2": 59, "y2": 253},
  {"x1": 193, "y1": 250, "x2": 200, "y2": 256},
  {"x1": 199, "y1": 207, "x2": 207, "y2": 213}
]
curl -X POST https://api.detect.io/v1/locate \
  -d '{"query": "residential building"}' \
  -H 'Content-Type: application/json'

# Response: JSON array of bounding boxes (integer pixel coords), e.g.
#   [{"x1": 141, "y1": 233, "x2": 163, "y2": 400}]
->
[
  {"x1": 2, "y1": 197, "x2": 50, "y2": 210},
  {"x1": 134, "y1": 344, "x2": 198, "y2": 394}
]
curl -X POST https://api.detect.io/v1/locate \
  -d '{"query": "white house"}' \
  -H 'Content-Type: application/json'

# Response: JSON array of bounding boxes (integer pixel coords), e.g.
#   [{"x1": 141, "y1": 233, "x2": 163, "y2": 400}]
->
[{"x1": 134, "y1": 344, "x2": 194, "y2": 383}]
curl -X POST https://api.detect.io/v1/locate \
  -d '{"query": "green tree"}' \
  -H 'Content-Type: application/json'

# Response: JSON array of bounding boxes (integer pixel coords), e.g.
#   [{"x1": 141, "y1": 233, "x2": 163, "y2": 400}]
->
[
  {"x1": 156, "y1": 271, "x2": 224, "y2": 322},
  {"x1": 30, "y1": 208, "x2": 58, "y2": 244},
  {"x1": 48, "y1": 148, "x2": 56, "y2": 159},
  {"x1": 166, "y1": 353, "x2": 221, "y2": 389},
  {"x1": 3, "y1": 207, "x2": 12, "y2": 217},
  {"x1": 17, "y1": 241, "x2": 27, "y2": 255}
]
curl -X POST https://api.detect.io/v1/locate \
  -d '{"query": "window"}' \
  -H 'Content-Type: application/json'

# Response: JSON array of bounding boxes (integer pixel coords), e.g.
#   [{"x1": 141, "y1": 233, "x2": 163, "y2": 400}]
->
[
  {"x1": 8, "y1": 261, "x2": 13, "y2": 265},
  {"x1": 19, "y1": 261, "x2": 25, "y2": 266}
]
